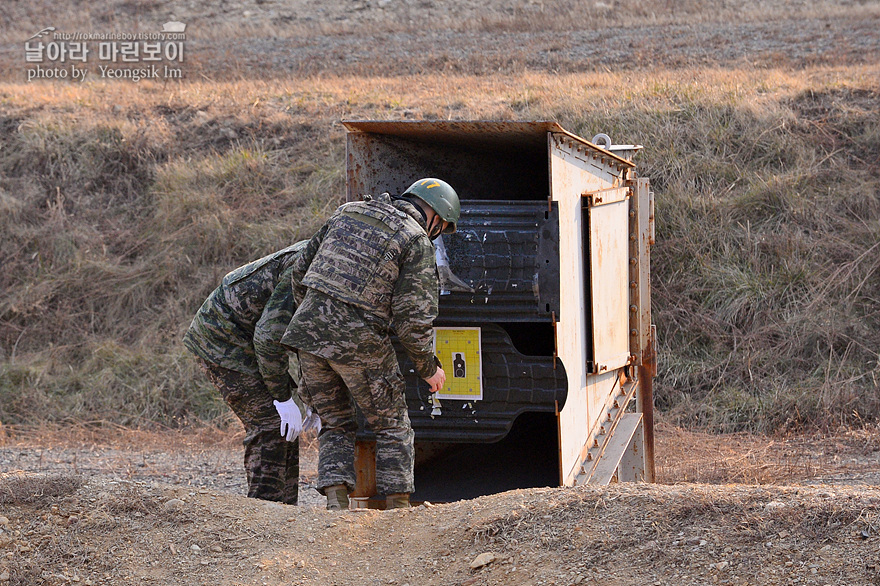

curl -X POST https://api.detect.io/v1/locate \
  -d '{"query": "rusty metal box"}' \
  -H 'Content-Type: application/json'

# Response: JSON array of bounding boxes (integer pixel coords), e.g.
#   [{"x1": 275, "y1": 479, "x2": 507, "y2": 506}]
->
[{"x1": 343, "y1": 120, "x2": 655, "y2": 501}]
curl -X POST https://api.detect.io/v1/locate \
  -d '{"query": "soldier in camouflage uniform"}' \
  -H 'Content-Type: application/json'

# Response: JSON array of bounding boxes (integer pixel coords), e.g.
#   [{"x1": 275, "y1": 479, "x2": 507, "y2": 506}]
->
[
  {"x1": 184, "y1": 241, "x2": 319, "y2": 505},
  {"x1": 281, "y1": 178, "x2": 460, "y2": 510}
]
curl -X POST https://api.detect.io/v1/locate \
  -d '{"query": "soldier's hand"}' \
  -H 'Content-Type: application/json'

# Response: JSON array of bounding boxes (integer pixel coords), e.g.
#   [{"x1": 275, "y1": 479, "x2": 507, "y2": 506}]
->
[
  {"x1": 424, "y1": 367, "x2": 446, "y2": 394},
  {"x1": 303, "y1": 407, "x2": 322, "y2": 434},
  {"x1": 273, "y1": 398, "x2": 303, "y2": 442}
]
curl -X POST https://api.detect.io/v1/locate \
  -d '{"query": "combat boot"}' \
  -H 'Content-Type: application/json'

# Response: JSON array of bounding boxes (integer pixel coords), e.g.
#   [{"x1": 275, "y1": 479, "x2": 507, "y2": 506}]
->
[
  {"x1": 325, "y1": 484, "x2": 349, "y2": 511},
  {"x1": 386, "y1": 492, "x2": 410, "y2": 509}
]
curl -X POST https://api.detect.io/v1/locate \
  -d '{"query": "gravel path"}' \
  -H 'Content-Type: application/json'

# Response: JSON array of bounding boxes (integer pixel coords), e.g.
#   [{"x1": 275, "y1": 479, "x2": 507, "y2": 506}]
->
[
  {"x1": 5, "y1": 423, "x2": 880, "y2": 507},
  {"x1": 0, "y1": 427, "x2": 326, "y2": 508}
]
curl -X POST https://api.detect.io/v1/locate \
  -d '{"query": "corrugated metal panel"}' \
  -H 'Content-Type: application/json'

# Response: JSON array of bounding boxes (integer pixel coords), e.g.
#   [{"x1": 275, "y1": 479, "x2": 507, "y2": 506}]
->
[
  {"x1": 437, "y1": 200, "x2": 559, "y2": 322},
  {"x1": 394, "y1": 324, "x2": 567, "y2": 443}
]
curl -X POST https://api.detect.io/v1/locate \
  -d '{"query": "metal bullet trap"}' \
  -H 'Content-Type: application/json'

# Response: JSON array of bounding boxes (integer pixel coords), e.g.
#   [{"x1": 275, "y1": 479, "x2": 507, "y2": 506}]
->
[{"x1": 342, "y1": 120, "x2": 656, "y2": 505}]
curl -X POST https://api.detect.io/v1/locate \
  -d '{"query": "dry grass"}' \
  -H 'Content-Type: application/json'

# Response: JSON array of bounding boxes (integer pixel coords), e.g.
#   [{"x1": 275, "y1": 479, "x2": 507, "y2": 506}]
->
[
  {"x1": 654, "y1": 423, "x2": 820, "y2": 485},
  {"x1": 0, "y1": 472, "x2": 83, "y2": 504},
  {"x1": 0, "y1": 418, "x2": 244, "y2": 450},
  {"x1": 3, "y1": 0, "x2": 879, "y2": 42},
  {"x1": 469, "y1": 483, "x2": 880, "y2": 569},
  {"x1": 1, "y1": 64, "x2": 879, "y2": 431}
]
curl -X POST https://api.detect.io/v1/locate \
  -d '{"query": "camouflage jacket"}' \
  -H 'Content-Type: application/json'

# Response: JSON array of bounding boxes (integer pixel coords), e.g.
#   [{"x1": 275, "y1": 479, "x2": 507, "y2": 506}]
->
[
  {"x1": 183, "y1": 241, "x2": 308, "y2": 401},
  {"x1": 282, "y1": 194, "x2": 439, "y2": 379}
]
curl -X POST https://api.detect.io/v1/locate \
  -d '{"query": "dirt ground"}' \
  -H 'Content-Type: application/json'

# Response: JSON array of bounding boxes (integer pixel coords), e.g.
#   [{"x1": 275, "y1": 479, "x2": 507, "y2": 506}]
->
[{"x1": 4, "y1": 421, "x2": 880, "y2": 585}]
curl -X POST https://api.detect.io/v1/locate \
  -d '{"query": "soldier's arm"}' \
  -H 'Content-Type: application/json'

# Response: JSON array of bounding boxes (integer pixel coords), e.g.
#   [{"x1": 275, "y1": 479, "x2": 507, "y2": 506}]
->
[
  {"x1": 291, "y1": 222, "x2": 330, "y2": 304},
  {"x1": 391, "y1": 236, "x2": 439, "y2": 380},
  {"x1": 253, "y1": 266, "x2": 298, "y2": 402}
]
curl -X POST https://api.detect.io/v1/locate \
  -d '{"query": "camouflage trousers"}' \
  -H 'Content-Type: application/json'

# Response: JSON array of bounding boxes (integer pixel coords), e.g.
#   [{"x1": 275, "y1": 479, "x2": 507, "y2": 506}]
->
[
  {"x1": 200, "y1": 360, "x2": 299, "y2": 504},
  {"x1": 298, "y1": 349, "x2": 414, "y2": 496}
]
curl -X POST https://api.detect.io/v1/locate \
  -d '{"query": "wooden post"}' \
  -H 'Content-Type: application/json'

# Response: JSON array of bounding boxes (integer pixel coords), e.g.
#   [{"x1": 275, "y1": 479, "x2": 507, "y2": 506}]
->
[
  {"x1": 637, "y1": 327, "x2": 656, "y2": 483},
  {"x1": 352, "y1": 440, "x2": 379, "y2": 507}
]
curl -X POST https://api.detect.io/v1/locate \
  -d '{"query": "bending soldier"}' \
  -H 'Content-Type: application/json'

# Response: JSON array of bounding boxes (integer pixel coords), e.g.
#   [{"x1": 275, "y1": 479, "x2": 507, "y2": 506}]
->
[
  {"x1": 184, "y1": 241, "x2": 320, "y2": 505},
  {"x1": 282, "y1": 178, "x2": 459, "y2": 510}
]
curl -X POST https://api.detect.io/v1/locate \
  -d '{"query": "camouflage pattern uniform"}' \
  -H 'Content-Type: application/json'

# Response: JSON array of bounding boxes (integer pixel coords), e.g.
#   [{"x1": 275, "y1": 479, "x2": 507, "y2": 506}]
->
[
  {"x1": 281, "y1": 193, "x2": 439, "y2": 496},
  {"x1": 184, "y1": 241, "x2": 308, "y2": 504}
]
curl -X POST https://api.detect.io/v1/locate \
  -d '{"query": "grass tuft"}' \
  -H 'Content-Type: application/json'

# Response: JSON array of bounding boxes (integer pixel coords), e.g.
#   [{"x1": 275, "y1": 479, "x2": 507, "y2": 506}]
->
[{"x1": 0, "y1": 473, "x2": 83, "y2": 504}]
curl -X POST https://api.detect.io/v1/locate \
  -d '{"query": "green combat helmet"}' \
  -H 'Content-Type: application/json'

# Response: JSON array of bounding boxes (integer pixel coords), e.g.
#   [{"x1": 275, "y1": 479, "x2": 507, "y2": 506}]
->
[{"x1": 402, "y1": 178, "x2": 460, "y2": 234}]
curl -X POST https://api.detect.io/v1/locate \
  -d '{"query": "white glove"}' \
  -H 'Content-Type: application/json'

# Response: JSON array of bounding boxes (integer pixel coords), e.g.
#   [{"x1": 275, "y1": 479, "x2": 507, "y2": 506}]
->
[
  {"x1": 273, "y1": 398, "x2": 303, "y2": 442},
  {"x1": 303, "y1": 408, "x2": 322, "y2": 434}
]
